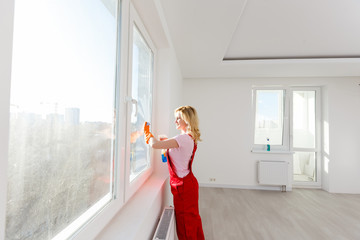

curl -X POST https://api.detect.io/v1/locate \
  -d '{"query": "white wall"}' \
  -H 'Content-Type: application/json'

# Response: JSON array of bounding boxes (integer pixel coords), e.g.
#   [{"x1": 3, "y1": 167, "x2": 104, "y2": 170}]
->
[
  {"x1": 327, "y1": 80, "x2": 360, "y2": 193},
  {"x1": 184, "y1": 77, "x2": 360, "y2": 194},
  {"x1": 153, "y1": 48, "x2": 183, "y2": 177},
  {"x1": 0, "y1": 0, "x2": 15, "y2": 238},
  {"x1": 322, "y1": 85, "x2": 330, "y2": 192}
]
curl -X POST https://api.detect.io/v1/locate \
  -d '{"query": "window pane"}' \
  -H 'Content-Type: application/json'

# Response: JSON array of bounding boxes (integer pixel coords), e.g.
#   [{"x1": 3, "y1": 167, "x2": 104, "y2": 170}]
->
[
  {"x1": 293, "y1": 152, "x2": 316, "y2": 182},
  {"x1": 254, "y1": 90, "x2": 284, "y2": 145},
  {"x1": 129, "y1": 26, "x2": 153, "y2": 181},
  {"x1": 7, "y1": 1, "x2": 117, "y2": 239},
  {"x1": 293, "y1": 91, "x2": 316, "y2": 149}
]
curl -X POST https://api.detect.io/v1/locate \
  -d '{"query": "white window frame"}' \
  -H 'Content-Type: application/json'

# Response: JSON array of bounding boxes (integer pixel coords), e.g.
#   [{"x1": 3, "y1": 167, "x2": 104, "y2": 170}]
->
[
  {"x1": 252, "y1": 87, "x2": 290, "y2": 152},
  {"x1": 124, "y1": 3, "x2": 156, "y2": 202},
  {"x1": 290, "y1": 87, "x2": 321, "y2": 187},
  {"x1": 3, "y1": 1, "x2": 124, "y2": 239},
  {"x1": 0, "y1": 1, "x2": 157, "y2": 239},
  {"x1": 0, "y1": 0, "x2": 14, "y2": 237},
  {"x1": 252, "y1": 86, "x2": 322, "y2": 187}
]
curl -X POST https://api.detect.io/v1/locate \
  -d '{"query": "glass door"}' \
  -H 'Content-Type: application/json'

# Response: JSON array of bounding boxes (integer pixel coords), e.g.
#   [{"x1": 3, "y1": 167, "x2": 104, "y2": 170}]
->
[{"x1": 291, "y1": 88, "x2": 321, "y2": 186}]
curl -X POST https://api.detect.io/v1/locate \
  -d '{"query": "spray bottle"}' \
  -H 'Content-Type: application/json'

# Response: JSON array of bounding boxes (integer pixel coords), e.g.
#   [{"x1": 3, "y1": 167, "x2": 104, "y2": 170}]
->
[
  {"x1": 159, "y1": 135, "x2": 168, "y2": 162},
  {"x1": 161, "y1": 149, "x2": 167, "y2": 162},
  {"x1": 266, "y1": 138, "x2": 270, "y2": 151}
]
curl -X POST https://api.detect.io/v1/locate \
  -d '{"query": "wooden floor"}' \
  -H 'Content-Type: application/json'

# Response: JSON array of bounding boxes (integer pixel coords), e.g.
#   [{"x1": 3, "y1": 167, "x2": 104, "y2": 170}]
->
[{"x1": 199, "y1": 187, "x2": 360, "y2": 240}]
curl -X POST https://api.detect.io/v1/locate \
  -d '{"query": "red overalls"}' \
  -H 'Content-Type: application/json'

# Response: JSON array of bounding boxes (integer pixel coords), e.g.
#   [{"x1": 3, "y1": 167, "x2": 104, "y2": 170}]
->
[{"x1": 167, "y1": 137, "x2": 205, "y2": 240}]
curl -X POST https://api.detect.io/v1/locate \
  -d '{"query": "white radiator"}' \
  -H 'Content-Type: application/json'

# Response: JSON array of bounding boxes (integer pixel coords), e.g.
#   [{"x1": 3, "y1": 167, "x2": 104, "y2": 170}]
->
[
  {"x1": 153, "y1": 207, "x2": 175, "y2": 240},
  {"x1": 258, "y1": 161, "x2": 288, "y2": 191}
]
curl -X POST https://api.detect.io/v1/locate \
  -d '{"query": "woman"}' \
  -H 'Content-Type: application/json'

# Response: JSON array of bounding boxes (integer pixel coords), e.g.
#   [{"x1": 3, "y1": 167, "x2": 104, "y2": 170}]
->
[{"x1": 144, "y1": 106, "x2": 205, "y2": 240}]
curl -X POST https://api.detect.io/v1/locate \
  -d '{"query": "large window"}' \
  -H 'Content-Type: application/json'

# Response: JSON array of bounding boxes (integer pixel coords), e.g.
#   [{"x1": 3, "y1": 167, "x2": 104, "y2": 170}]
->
[
  {"x1": 253, "y1": 89, "x2": 289, "y2": 151},
  {"x1": 254, "y1": 90, "x2": 285, "y2": 146},
  {"x1": 252, "y1": 87, "x2": 321, "y2": 186},
  {"x1": 128, "y1": 25, "x2": 153, "y2": 181},
  {"x1": 7, "y1": 1, "x2": 118, "y2": 239},
  {"x1": 125, "y1": 4, "x2": 155, "y2": 189}
]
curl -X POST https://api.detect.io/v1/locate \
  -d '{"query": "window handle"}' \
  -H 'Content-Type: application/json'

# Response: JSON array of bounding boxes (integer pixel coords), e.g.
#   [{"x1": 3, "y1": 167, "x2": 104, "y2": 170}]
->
[{"x1": 125, "y1": 96, "x2": 138, "y2": 116}]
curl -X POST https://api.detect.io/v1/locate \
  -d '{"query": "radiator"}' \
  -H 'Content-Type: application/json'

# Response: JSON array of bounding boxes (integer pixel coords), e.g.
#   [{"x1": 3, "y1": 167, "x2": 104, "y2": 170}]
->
[
  {"x1": 258, "y1": 160, "x2": 288, "y2": 191},
  {"x1": 153, "y1": 207, "x2": 175, "y2": 240}
]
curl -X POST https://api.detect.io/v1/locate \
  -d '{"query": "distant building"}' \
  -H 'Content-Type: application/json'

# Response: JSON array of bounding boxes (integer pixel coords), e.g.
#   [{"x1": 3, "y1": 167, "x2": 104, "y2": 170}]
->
[
  {"x1": 46, "y1": 113, "x2": 64, "y2": 123},
  {"x1": 18, "y1": 112, "x2": 42, "y2": 124},
  {"x1": 65, "y1": 108, "x2": 80, "y2": 124}
]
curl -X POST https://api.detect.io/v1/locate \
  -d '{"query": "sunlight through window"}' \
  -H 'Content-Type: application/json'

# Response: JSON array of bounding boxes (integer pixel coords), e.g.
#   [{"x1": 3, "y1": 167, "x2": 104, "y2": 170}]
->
[{"x1": 7, "y1": 0, "x2": 118, "y2": 239}]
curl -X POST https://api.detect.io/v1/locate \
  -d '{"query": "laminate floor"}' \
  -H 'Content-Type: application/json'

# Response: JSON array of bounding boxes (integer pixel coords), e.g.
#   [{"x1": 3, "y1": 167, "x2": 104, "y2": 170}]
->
[{"x1": 199, "y1": 187, "x2": 360, "y2": 240}]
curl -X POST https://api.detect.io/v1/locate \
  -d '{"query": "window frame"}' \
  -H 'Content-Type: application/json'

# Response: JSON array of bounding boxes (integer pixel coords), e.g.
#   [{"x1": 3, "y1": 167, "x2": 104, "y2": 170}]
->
[
  {"x1": 290, "y1": 87, "x2": 322, "y2": 187},
  {"x1": 252, "y1": 86, "x2": 322, "y2": 186},
  {"x1": 0, "y1": 0, "x2": 14, "y2": 236},
  {"x1": 4, "y1": 0, "x2": 123, "y2": 239},
  {"x1": 0, "y1": 1, "x2": 159, "y2": 239},
  {"x1": 252, "y1": 87, "x2": 290, "y2": 152},
  {"x1": 124, "y1": 3, "x2": 156, "y2": 202}
]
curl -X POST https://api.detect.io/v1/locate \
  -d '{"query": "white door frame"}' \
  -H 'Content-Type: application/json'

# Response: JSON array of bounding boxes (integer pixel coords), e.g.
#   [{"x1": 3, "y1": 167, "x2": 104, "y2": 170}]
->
[{"x1": 290, "y1": 87, "x2": 322, "y2": 188}]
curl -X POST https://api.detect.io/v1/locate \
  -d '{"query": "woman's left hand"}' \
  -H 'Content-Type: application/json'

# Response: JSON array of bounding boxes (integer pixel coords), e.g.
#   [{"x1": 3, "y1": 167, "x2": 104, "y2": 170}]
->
[{"x1": 143, "y1": 122, "x2": 154, "y2": 144}]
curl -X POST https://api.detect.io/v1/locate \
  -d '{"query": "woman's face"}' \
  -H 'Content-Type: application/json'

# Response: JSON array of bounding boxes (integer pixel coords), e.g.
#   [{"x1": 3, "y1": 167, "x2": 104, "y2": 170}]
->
[{"x1": 175, "y1": 112, "x2": 187, "y2": 132}]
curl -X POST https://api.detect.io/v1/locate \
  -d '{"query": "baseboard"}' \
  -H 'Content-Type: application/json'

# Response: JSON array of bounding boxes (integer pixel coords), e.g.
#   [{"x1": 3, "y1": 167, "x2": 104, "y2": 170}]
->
[
  {"x1": 199, "y1": 183, "x2": 287, "y2": 191},
  {"x1": 292, "y1": 185, "x2": 322, "y2": 189}
]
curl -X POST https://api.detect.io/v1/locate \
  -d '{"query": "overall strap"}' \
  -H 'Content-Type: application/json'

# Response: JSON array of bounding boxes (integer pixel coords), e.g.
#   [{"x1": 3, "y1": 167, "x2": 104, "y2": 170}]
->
[
  {"x1": 166, "y1": 149, "x2": 177, "y2": 178},
  {"x1": 188, "y1": 134, "x2": 197, "y2": 172}
]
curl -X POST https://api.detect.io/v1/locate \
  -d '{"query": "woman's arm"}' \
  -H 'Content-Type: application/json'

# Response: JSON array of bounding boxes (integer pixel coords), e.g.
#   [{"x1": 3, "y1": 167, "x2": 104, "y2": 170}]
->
[
  {"x1": 149, "y1": 137, "x2": 179, "y2": 149},
  {"x1": 143, "y1": 122, "x2": 178, "y2": 149}
]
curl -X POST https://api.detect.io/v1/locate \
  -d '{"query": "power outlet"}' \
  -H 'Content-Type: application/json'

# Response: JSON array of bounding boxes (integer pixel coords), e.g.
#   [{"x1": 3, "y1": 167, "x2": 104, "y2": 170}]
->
[{"x1": 209, "y1": 178, "x2": 216, "y2": 182}]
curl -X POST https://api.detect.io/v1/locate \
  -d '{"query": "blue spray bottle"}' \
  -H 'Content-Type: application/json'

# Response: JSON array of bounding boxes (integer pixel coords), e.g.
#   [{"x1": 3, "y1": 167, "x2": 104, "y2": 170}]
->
[{"x1": 161, "y1": 149, "x2": 167, "y2": 162}]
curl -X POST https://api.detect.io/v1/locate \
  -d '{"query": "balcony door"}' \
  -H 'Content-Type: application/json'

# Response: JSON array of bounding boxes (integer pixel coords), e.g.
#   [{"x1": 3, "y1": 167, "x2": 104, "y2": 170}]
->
[{"x1": 291, "y1": 88, "x2": 321, "y2": 187}]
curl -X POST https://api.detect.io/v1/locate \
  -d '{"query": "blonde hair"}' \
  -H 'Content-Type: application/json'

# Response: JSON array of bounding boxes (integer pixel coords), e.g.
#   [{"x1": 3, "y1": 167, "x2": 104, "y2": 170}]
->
[{"x1": 175, "y1": 106, "x2": 201, "y2": 143}]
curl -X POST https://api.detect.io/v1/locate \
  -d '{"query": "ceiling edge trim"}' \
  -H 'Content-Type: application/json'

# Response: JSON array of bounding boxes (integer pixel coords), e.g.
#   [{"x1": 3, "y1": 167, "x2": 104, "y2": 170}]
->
[{"x1": 223, "y1": 56, "x2": 360, "y2": 61}]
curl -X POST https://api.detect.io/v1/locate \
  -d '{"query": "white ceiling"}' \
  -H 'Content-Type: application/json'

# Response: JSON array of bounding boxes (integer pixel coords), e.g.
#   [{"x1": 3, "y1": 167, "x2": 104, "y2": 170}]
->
[{"x1": 159, "y1": 0, "x2": 360, "y2": 78}]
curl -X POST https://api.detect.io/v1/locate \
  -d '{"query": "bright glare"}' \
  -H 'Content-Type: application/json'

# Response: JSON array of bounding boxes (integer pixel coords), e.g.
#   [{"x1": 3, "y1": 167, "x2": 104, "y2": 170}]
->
[
  {"x1": 292, "y1": 91, "x2": 316, "y2": 149},
  {"x1": 11, "y1": 0, "x2": 117, "y2": 123},
  {"x1": 254, "y1": 90, "x2": 284, "y2": 145},
  {"x1": 324, "y1": 121, "x2": 330, "y2": 155},
  {"x1": 324, "y1": 156, "x2": 329, "y2": 173},
  {"x1": 7, "y1": 0, "x2": 118, "y2": 239}
]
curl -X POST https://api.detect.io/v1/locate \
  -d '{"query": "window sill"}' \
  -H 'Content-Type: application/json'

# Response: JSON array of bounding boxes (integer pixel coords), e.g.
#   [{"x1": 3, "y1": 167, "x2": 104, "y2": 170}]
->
[
  {"x1": 251, "y1": 150, "x2": 295, "y2": 154},
  {"x1": 95, "y1": 172, "x2": 169, "y2": 240}
]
